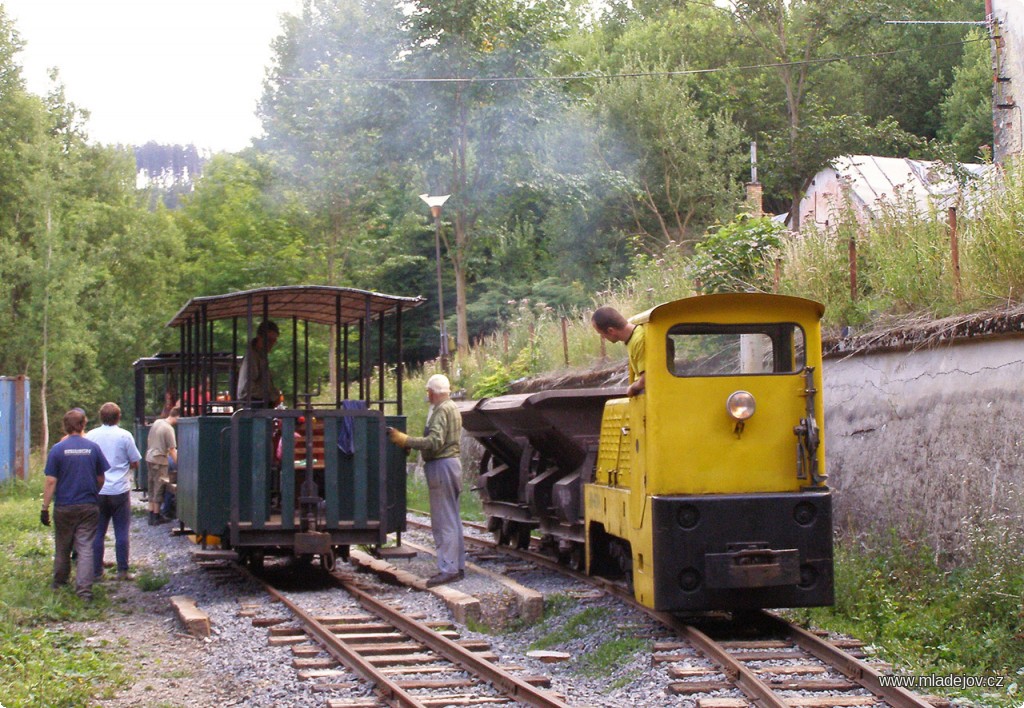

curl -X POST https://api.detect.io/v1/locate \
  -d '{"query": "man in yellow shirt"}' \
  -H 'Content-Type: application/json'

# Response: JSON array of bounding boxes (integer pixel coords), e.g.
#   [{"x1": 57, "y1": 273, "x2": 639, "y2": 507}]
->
[{"x1": 591, "y1": 306, "x2": 646, "y2": 396}]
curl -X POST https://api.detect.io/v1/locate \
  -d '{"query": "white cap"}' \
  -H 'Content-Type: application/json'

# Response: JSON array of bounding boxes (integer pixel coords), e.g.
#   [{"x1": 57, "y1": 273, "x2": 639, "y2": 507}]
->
[{"x1": 426, "y1": 374, "x2": 451, "y2": 394}]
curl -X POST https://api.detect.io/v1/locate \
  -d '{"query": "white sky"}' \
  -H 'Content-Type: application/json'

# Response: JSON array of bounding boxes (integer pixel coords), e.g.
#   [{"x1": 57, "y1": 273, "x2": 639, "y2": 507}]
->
[{"x1": 2, "y1": 0, "x2": 303, "y2": 152}]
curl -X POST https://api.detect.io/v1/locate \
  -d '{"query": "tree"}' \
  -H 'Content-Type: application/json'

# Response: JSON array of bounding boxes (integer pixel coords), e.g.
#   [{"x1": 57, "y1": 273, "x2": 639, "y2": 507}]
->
[
  {"x1": 258, "y1": 0, "x2": 414, "y2": 288},
  {"x1": 720, "y1": 0, "x2": 856, "y2": 228},
  {"x1": 175, "y1": 152, "x2": 306, "y2": 296},
  {"x1": 401, "y1": 0, "x2": 573, "y2": 357},
  {"x1": 595, "y1": 57, "x2": 747, "y2": 249},
  {"x1": 938, "y1": 28, "x2": 993, "y2": 162}
]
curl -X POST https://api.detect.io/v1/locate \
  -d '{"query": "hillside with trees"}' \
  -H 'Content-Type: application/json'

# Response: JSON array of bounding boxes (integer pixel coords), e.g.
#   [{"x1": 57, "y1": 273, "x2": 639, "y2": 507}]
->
[{"x1": 0, "y1": 0, "x2": 997, "y2": 441}]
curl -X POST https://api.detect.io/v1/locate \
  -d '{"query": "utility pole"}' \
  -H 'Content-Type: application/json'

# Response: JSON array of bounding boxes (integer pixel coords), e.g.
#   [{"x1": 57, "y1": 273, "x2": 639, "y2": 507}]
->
[{"x1": 990, "y1": 0, "x2": 1021, "y2": 162}]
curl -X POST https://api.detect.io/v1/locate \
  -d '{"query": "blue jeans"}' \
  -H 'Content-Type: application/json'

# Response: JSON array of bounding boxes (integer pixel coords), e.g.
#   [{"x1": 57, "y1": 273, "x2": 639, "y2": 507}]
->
[{"x1": 93, "y1": 492, "x2": 131, "y2": 574}]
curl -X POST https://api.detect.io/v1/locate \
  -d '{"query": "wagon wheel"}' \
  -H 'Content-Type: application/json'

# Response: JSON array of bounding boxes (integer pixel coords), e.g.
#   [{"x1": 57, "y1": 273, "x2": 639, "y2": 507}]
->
[
  {"x1": 494, "y1": 518, "x2": 514, "y2": 546},
  {"x1": 559, "y1": 542, "x2": 586, "y2": 572},
  {"x1": 320, "y1": 549, "x2": 336, "y2": 573},
  {"x1": 513, "y1": 522, "x2": 533, "y2": 550},
  {"x1": 245, "y1": 549, "x2": 264, "y2": 571}
]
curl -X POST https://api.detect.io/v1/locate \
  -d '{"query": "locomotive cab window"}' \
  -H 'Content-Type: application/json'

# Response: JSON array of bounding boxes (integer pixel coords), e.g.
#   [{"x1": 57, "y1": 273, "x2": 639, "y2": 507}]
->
[{"x1": 666, "y1": 323, "x2": 806, "y2": 377}]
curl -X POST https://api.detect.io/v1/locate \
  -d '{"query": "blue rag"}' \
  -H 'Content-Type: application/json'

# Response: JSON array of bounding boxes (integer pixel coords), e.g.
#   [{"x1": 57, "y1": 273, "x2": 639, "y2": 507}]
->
[{"x1": 337, "y1": 399, "x2": 367, "y2": 456}]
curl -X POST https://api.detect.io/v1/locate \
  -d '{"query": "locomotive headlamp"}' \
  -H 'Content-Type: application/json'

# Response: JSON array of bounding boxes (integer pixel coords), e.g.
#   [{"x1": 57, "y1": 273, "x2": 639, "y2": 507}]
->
[
  {"x1": 726, "y1": 390, "x2": 756, "y2": 421},
  {"x1": 727, "y1": 390, "x2": 755, "y2": 438}
]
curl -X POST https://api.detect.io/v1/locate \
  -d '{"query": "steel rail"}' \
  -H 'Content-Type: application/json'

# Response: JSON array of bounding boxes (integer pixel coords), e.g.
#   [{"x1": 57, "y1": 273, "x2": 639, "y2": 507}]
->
[
  {"x1": 653, "y1": 611, "x2": 791, "y2": 708},
  {"x1": 757, "y1": 610, "x2": 935, "y2": 708},
  {"x1": 418, "y1": 514, "x2": 936, "y2": 708},
  {"x1": 335, "y1": 573, "x2": 572, "y2": 708},
  {"x1": 413, "y1": 517, "x2": 789, "y2": 706},
  {"x1": 246, "y1": 567, "x2": 428, "y2": 708}
]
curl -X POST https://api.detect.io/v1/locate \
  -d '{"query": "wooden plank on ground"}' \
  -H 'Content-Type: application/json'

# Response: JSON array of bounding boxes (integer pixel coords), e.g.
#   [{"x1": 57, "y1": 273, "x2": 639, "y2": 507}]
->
[
  {"x1": 405, "y1": 540, "x2": 544, "y2": 623},
  {"x1": 269, "y1": 635, "x2": 309, "y2": 646},
  {"x1": 297, "y1": 669, "x2": 349, "y2": 679},
  {"x1": 291, "y1": 644, "x2": 321, "y2": 657},
  {"x1": 170, "y1": 596, "x2": 210, "y2": 638},
  {"x1": 349, "y1": 549, "x2": 425, "y2": 586},
  {"x1": 782, "y1": 697, "x2": 881, "y2": 707},
  {"x1": 293, "y1": 658, "x2": 338, "y2": 669}
]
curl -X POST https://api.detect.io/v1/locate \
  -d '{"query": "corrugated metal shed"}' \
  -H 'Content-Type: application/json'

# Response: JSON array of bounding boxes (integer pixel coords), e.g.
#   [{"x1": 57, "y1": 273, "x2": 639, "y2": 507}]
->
[{"x1": 797, "y1": 155, "x2": 992, "y2": 231}]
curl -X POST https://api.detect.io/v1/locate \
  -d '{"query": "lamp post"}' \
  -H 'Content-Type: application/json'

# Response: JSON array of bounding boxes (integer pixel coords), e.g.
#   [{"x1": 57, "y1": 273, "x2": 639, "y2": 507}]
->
[{"x1": 419, "y1": 193, "x2": 450, "y2": 373}]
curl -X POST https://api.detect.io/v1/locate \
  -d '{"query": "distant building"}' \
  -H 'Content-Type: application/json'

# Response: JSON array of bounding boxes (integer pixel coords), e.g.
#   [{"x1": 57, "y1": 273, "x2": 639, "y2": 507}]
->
[{"x1": 795, "y1": 155, "x2": 991, "y2": 232}]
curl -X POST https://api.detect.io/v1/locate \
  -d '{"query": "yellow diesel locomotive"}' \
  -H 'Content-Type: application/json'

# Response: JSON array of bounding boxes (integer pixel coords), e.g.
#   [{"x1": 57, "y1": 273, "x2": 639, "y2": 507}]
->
[{"x1": 459, "y1": 292, "x2": 833, "y2": 612}]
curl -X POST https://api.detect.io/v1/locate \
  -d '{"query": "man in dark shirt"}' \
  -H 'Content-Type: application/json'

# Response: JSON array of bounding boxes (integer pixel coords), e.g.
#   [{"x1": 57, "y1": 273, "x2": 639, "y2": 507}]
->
[
  {"x1": 237, "y1": 320, "x2": 281, "y2": 406},
  {"x1": 41, "y1": 408, "x2": 107, "y2": 601}
]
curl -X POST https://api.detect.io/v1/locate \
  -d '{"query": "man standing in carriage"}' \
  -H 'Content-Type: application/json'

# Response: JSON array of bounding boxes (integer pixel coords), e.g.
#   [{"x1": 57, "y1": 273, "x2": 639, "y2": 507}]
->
[{"x1": 237, "y1": 320, "x2": 281, "y2": 407}]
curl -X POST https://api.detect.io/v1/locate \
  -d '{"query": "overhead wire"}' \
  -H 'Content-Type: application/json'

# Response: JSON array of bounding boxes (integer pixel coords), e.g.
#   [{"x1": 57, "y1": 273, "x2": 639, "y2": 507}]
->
[{"x1": 277, "y1": 36, "x2": 990, "y2": 85}]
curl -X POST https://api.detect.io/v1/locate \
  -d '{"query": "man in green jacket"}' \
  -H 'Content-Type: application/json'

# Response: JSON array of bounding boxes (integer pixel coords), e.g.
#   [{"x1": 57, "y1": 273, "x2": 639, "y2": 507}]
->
[{"x1": 388, "y1": 374, "x2": 465, "y2": 587}]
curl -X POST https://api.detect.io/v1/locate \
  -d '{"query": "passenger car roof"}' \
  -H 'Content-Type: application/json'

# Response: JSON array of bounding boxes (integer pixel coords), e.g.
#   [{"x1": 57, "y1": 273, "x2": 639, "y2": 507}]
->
[{"x1": 167, "y1": 285, "x2": 424, "y2": 328}]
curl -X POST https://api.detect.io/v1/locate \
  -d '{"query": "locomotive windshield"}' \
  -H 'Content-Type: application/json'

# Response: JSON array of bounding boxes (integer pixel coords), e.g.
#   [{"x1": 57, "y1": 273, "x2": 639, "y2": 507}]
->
[{"x1": 666, "y1": 322, "x2": 806, "y2": 377}]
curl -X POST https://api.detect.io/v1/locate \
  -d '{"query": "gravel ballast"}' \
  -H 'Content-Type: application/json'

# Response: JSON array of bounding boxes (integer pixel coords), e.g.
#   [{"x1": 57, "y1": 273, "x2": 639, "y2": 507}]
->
[{"x1": 63, "y1": 495, "x2": 864, "y2": 707}]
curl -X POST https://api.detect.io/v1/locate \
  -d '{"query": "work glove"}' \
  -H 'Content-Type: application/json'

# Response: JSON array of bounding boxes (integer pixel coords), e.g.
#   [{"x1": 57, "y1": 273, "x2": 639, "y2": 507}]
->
[
  {"x1": 387, "y1": 427, "x2": 409, "y2": 448},
  {"x1": 40, "y1": 508, "x2": 50, "y2": 526}
]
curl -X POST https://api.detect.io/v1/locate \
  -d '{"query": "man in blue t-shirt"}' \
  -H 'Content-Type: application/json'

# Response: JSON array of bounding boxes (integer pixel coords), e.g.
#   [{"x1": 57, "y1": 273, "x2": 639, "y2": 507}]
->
[{"x1": 41, "y1": 408, "x2": 108, "y2": 601}]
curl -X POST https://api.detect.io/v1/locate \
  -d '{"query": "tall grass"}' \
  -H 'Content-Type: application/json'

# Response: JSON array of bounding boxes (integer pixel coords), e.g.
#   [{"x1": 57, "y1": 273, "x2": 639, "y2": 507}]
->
[
  {"x1": 791, "y1": 521, "x2": 1024, "y2": 707},
  {"x1": 962, "y1": 164, "x2": 1024, "y2": 303},
  {"x1": 0, "y1": 473, "x2": 129, "y2": 706},
  {"x1": 781, "y1": 160, "x2": 1024, "y2": 328}
]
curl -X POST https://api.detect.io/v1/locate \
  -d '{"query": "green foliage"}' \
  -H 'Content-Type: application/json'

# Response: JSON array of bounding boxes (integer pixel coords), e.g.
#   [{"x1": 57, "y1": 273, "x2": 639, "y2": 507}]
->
[
  {"x1": 528, "y1": 605, "x2": 648, "y2": 677},
  {"x1": 577, "y1": 634, "x2": 647, "y2": 677},
  {"x1": 134, "y1": 567, "x2": 170, "y2": 593},
  {"x1": 691, "y1": 214, "x2": 785, "y2": 294},
  {"x1": 471, "y1": 343, "x2": 541, "y2": 398},
  {"x1": 595, "y1": 55, "x2": 747, "y2": 245},
  {"x1": 541, "y1": 592, "x2": 576, "y2": 621},
  {"x1": 530, "y1": 606, "x2": 611, "y2": 650},
  {"x1": 0, "y1": 477, "x2": 129, "y2": 706},
  {"x1": 792, "y1": 526, "x2": 1024, "y2": 707},
  {"x1": 938, "y1": 29, "x2": 995, "y2": 162}
]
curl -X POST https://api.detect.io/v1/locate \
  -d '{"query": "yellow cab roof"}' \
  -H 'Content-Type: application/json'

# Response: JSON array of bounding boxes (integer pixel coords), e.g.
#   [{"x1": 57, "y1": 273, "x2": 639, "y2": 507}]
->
[{"x1": 628, "y1": 292, "x2": 824, "y2": 326}]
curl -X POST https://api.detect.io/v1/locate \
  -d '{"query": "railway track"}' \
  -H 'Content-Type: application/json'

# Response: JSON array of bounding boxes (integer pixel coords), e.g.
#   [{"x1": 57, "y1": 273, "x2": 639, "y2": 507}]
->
[
  {"x1": 404, "y1": 512, "x2": 944, "y2": 708},
  {"x1": 231, "y1": 560, "x2": 570, "y2": 708}
]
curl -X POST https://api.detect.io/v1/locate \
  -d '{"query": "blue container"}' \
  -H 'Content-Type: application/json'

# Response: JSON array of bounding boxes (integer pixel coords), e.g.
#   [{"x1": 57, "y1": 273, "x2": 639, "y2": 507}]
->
[{"x1": 0, "y1": 376, "x2": 30, "y2": 482}]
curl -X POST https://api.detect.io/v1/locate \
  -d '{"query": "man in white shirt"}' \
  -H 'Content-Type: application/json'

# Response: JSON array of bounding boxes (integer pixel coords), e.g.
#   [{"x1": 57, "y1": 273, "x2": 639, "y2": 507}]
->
[{"x1": 86, "y1": 402, "x2": 142, "y2": 580}]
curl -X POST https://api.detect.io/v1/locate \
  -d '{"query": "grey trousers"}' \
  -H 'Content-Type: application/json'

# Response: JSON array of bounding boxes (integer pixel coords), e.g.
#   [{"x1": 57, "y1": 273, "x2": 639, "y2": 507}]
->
[
  {"x1": 53, "y1": 503, "x2": 99, "y2": 599},
  {"x1": 424, "y1": 457, "x2": 465, "y2": 574}
]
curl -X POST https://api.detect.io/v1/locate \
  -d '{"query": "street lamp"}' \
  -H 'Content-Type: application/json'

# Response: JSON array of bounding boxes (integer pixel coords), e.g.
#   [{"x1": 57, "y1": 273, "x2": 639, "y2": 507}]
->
[{"x1": 419, "y1": 193, "x2": 450, "y2": 373}]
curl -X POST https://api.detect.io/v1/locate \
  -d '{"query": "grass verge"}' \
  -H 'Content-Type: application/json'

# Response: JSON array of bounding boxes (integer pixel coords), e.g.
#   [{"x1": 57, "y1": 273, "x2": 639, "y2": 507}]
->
[
  {"x1": 0, "y1": 475, "x2": 129, "y2": 707},
  {"x1": 529, "y1": 604, "x2": 649, "y2": 679},
  {"x1": 788, "y1": 531, "x2": 1024, "y2": 707}
]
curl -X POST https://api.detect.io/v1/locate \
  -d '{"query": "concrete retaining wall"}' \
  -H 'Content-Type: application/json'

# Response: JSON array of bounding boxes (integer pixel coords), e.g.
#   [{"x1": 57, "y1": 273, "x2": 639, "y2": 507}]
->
[{"x1": 823, "y1": 336, "x2": 1024, "y2": 558}]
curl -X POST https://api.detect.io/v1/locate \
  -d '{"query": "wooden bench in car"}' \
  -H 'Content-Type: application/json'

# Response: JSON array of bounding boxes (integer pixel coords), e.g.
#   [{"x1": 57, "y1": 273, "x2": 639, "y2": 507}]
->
[{"x1": 292, "y1": 419, "x2": 325, "y2": 470}]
